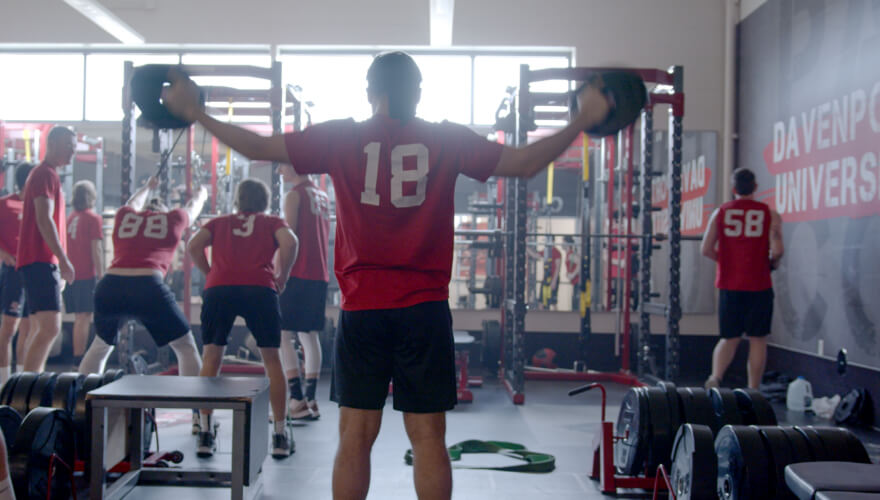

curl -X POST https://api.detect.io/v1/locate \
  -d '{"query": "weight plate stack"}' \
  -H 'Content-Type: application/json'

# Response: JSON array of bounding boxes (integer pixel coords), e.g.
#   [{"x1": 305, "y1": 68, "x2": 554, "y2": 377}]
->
[
  {"x1": 658, "y1": 382, "x2": 683, "y2": 439},
  {"x1": 26, "y1": 372, "x2": 59, "y2": 413},
  {"x1": 0, "y1": 405, "x2": 22, "y2": 447},
  {"x1": 710, "y1": 388, "x2": 743, "y2": 427},
  {"x1": 101, "y1": 368, "x2": 124, "y2": 387},
  {"x1": 74, "y1": 373, "x2": 105, "y2": 461},
  {"x1": 795, "y1": 426, "x2": 829, "y2": 461},
  {"x1": 733, "y1": 388, "x2": 778, "y2": 425},
  {"x1": 51, "y1": 373, "x2": 83, "y2": 416},
  {"x1": 9, "y1": 407, "x2": 75, "y2": 500},
  {"x1": 810, "y1": 426, "x2": 871, "y2": 463},
  {"x1": 778, "y1": 426, "x2": 813, "y2": 463},
  {"x1": 0, "y1": 373, "x2": 20, "y2": 405},
  {"x1": 670, "y1": 423, "x2": 716, "y2": 500},
  {"x1": 644, "y1": 387, "x2": 673, "y2": 475},
  {"x1": 8, "y1": 372, "x2": 39, "y2": 416},
  {"x1": 715, "y1": 425, "x2": 773, "y2": 500},
  {"x1": 678, "y1": 388, "x2": 716, "y2": 430},
  {"x1": 755, "y1": 426, "x2": 797, "y2": 500},
  {"x1": 614, "y1": 387, "x2": 649, "y2": 475}
]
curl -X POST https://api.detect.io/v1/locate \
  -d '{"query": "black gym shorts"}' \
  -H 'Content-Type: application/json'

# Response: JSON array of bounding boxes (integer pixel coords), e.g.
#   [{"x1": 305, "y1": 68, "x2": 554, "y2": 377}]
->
[
  {"x1": 94, "y1": 274, "x2": 190, "y2": 346},
  {"x1": 201, "y1": 286, "x2": 281, "y2": 348},
  {"x1": 718, "y1": 288, "x2": 774, "y2": 339},
  {"x1": 279, "y1": 277, "x2": 327, "y2": 332},
  {"x1": 0, "y1": 263, "x2": 27, "y2": 317},
  {"x1": 19, "y1": 262, "x2": 62, "y2": 313},
  {"x1": 62, "y1": 278, "x2": 96, "y2": 313},
  {"x1": 332, "y1": 300, "x2": 457, "y2": 413}
]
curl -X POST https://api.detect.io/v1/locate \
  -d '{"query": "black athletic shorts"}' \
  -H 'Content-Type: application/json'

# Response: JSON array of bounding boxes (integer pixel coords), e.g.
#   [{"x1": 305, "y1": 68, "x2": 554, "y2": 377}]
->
[
  {"x1": 719, "y1": 288, "x2": 774, "y2": 339},
  {"x1": 19, "y1": 262, "x2": 62, "y2": 313},
  {"x1": 0, "y1": 263, "x2": 27, "y2": 318},
  {"x1": 62, "y1": 278, "x2": 96, "y2": 313},
  {"x1": 279, "y1": 277, "x2": 327, "y2": 332},
  {"x1": 332, "y1": 300, "x2": 457, "y2": 413},
  {"x1": 201, "y1": 286, "x2": 281, "y2": 348},
  {"x1": 94, "y1": 274, "x2": 190, "y2": 346}
]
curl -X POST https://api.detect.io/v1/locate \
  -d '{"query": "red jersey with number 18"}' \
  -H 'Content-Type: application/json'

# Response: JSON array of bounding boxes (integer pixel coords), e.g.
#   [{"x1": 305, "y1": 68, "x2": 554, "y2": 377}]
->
[
  {"x1": 284, "y1": 115, "x2": 503, "y2": 311},
  {"x1": 202, "y1": 213, "x2": 288, "y2": 290},
  {"x1": 110, "y1": 206, "x2": 189, "y2": 274},
  {"x1": 715, "y1": 199, "x2": 772, "y2": 291}
]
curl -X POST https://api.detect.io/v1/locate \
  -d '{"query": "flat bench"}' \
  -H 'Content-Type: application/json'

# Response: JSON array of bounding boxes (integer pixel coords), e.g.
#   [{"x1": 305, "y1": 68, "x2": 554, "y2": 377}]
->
[
  {"x1": 88, "y1": 375, "x2": 269, "y2": 500},
  {"x1": 786, "y1": 462, "x2": 880, "y2": 500},
  {"x1": 453, "y1": 330, "x2": 482, "y2": 403}
]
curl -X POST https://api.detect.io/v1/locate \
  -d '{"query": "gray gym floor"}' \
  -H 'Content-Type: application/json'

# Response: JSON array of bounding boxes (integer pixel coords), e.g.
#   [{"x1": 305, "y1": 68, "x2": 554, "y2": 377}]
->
[{"x1": 117, "y1": 378, "x2": 626, "y2": 500}]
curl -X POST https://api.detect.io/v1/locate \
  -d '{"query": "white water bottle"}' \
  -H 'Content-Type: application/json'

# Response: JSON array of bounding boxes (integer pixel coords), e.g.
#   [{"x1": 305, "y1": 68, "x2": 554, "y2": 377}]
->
[{"x1": 786, "y1": 377, "x2": 813, "y2": 411}]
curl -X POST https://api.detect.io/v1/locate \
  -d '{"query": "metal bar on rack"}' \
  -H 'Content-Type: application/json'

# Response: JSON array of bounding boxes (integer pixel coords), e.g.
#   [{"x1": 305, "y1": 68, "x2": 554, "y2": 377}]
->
[
  {"x1": 638, "y1": 107, "x2": 655, "y2": 376},
  {"x1": 183, "y1": 126, "x2": 193, "y2": 322},
  {"x1": 121, "y1": 61, "x2": 135, "y2": 203},
  {"x1": 604, "y1": 136, "x2": 616, "y2": 312},
  {"x1": 665, "y1": 65, "x2": 685, "y2": 382},
  {"x1": 579, "y1": 132, "x2": 592, "y2": 364},
  {"x1": 622, "y1": 125, "x2": 635, "y2": 372},
  {"x1": 270, "y1": 61, "x2": 283, "y2": 214}
]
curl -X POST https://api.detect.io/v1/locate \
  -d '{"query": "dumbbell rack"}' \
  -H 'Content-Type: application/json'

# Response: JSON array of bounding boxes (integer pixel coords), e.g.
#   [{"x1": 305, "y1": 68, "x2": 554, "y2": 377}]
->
[{"x1": 570, "y1": 383, "x2": 671, "y2": 495}]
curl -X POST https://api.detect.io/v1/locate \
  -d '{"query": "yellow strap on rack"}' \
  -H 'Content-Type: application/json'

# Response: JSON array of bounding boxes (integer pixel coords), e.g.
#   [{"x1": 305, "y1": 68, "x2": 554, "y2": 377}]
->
[
  {"x1": 23, "y1": 129, "x2": 32, "y2": 163},
  {"x1": 546, "y1": 162, "x2": 554, "y2": 205},
  {"x1": 582, "y1": 133, "x2": 589, "y2": 182},
  {"x1": 225, "y1": 100, "x2": 233, "y2": 175}
]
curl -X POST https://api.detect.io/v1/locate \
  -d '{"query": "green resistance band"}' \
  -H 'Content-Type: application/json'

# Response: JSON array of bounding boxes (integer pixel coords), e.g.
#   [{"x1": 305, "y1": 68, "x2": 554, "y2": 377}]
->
[{"x1": 404, "y1": 440, "x2": 555, "y2": 473}]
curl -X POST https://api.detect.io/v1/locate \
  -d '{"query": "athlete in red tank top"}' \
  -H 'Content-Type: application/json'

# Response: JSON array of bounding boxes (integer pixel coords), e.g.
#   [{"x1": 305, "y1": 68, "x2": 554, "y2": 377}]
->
[{"x1": 701, "y1": 168, "x2": 784, "y2": 390}]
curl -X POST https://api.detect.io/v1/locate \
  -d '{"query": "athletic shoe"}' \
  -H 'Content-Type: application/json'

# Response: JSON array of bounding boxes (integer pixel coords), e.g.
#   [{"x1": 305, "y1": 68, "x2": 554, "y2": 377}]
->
[
  {"x1": 192, "y1": 411, "x2": 201, "y2": 435},
  {"x1": 288, "y1": 398, "x2": 313, "y2": 420},
  {"x1": 307, "y1": 400, "x2": 320, "y2": 420},
  {"x1": 272, "y1": 429, "x2": 294, "y2": 459},
  {"x1": 197, "y1": 429, "x2": 217, "y2": 458},
  {"x1": 704, "y1": 376, "x2": 721, "y2": 389}
]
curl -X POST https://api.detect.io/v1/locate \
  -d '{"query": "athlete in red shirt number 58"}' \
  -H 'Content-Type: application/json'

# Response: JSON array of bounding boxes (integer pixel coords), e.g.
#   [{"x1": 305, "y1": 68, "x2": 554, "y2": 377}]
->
[
  {"x1": 163, "y1": 52, "x2": 612, "y2": 500},
  {"x1": 701, "y1": 168, "x2": 784, "y2": 390}
]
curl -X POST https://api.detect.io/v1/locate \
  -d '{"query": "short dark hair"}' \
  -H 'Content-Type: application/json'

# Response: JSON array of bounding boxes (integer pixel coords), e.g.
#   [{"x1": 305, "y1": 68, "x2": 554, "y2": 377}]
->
[
  {"x1": 14, "y1": 162, "x2": 34, "y2": 192},
  {"x1": 235, "y1": 178, "x2": 270, "y2": 213},
  {"x1": 367, "y1": 51, "x2": 421, "y2": 123},
  {"x1": 732, "y1": 168, "x2": 757, "y2": 196},
  {"x1": 73, "y1": 180, "x2": 97, "y2": 211},
  {"x1": 47, "y1": 126, "x2": 75, "y2": 146}
]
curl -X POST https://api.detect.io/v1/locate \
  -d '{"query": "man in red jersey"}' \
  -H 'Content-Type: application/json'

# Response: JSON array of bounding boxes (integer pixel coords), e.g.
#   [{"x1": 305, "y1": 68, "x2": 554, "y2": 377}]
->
[
  {"x1": 17, "y1": 126, "x2": 76, "y2": 372},
  {"x1": 163, "y1": 52, "x2": 611, "y2": 500},
  {"x1": 0, "y1": 162, "x2": 34, "y2": 384},
  {"x1": 277, "y1": 166, "x2": 330, "y2": 421},
  {"x1": 78, "y1": 177, "x2": 207, "y2": 383},
  {"x1": 187, "y1": 179, "x2": 298, "y2": 459},
  {"x1": 701, "y1": 168, "x2": 784, "y2": 389},
  {"x1": 64, "y1": 180, "x2": 104, "y2": 363}
]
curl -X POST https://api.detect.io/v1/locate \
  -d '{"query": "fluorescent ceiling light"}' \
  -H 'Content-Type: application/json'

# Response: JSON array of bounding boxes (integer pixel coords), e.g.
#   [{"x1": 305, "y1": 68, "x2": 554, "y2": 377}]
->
[
  {"x1": 430, "y1": 0, "x2": 454, "y2": 47},
  {"x1": 63, "y1": 0, "x2": 145, "y2": 44}
]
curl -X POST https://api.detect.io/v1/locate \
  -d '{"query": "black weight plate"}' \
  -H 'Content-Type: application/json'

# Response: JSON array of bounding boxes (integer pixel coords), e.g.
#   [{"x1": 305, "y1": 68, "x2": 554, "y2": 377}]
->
[
  {"x1": 74, "y1": 373, "x2": 104, "y2": 461},
  {"x1": 678, "y1": 388, "x2": 717, "y2": 429},
  {"x1": 812, "y1": 427, "x2": 871, "y2": 463},
  {"x1": 659, "y1": 382, "x2": 682, "y2": 439},
  {"x1": 715, "y1": 425, "x2": 773, "y2": 500},
  {"x1": 8, "y1": 372, "x2": 38, "y2": 415},
  {"x1": 51, "y1": 373, "x2": 83, "y2": 415},
  {"x1": 645, "y1": 387, "x2": 673, "y2": 475},
  {"x1": 9, "y1": 407, "x2": 75, "y2": 500},
  {"x1": 26, "y1": 372, "x2": 58, "y2": 413},
  {"x1": 795, "y1": 426, "x2": 828, "y2": 461},
  {"x1": 0, "y1": 373, "x2": 20, "y2": 406},
  {"x1": 756, "y1": 426, "x2": 796, "y2": 500},
  {"x1": 733, "y1": 388, "x2": 778, "y2": 426},
  {"x1": 0, "y1": 405, "x2": 22, "y2": 447},
  {"x1": 102, "y1": 368, "x2": 124, "y2": 386},
  {"x1": 670, "y1": 423, "x2": 716, "y2": 500},
  {"x1": 614, "y1": 387, "x2": 649, "y2": 475},
  {"x1": 778, "y1": 426, "x2": 813, "y2": 463},
  {"x1": 710, "y1": 387, "x2": 743, "y2": 426}
]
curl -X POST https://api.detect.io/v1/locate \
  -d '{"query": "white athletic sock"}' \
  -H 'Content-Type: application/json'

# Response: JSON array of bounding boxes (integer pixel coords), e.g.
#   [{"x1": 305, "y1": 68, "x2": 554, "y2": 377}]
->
[
  {"x1": 78, "y1": 337, "x2": 114, "y2": 375},
  {"x1": 15, "y1": 365, "x2": 22, "y2": 373},
  {"x1": 0, "y1": 477, "x2": 13, "y2": 500},
  {"x1": 280, "y1": 331, "x2": 300, "y2": 374},
  {"x1": 273, "y1": 419, "x2": 286, "y2": 434},
  {"x1": 298, "y1": 331, "x2": 322, "y2": 375},
  {"x1": 169, "y1": 333, "x2": 202, "y2": 376},
  {"x1": 200, "y1": 412, "x2": 212, "y2": 432},
  {"x1": 0, "y1": 366, "x2": 9, "y2": 386}
]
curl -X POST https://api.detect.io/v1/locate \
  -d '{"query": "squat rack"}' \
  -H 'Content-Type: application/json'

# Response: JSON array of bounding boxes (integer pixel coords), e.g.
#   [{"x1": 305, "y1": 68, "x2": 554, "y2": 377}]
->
[{"x1": 497, "y1": 64, "x2": 685, "y2": 404}]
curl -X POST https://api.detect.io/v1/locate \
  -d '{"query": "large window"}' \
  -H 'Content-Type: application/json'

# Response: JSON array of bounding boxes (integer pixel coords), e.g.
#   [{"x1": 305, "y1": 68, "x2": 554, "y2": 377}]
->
[
  {"x1": 0, "y1": 54, "x2": 85, "y2": 121},
  {"x1": 280, "y1": 55, "x2": 374, "y2": 124},
  {"x1": 472, "y1": 55, "x2": 571, "y2": 126},
  {"x1": 411, "y1": 55, "x2": 471, "y2": 124}
]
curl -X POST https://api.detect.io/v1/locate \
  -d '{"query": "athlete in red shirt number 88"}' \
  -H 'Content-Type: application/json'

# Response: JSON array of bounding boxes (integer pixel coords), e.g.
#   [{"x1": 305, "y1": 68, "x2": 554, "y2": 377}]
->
[
  {"x1": 163, "y1": 51, "x2": 614, "y2": 500},
  {"x1": 701, "y1": 168, "x2": 784, "y2": 391}
]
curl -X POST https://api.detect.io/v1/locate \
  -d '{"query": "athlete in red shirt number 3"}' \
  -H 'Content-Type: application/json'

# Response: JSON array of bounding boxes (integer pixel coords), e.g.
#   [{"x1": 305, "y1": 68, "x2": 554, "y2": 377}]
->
[
  {"x1": 701, "y1": 168, "x2": 784, "y2": 390},
  {"x1": 163, "y1": 52, "x2": 613, "y2": 500}
]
